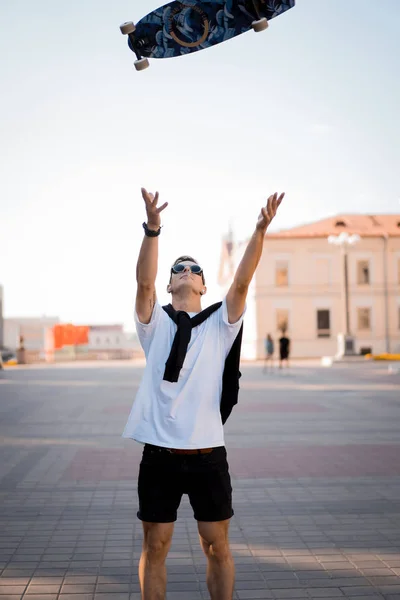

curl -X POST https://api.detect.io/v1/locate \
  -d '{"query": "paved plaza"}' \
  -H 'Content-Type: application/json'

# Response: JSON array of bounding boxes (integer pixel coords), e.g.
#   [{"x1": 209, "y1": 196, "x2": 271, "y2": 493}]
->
[{"x1": 0, "y1": 360, "x2": 400, "y2": 600}]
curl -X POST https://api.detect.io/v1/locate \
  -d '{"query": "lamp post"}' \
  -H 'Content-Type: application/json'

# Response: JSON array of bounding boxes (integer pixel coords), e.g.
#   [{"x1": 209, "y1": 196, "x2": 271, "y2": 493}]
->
[
  {"x1": 382, "y1": 234, "x2": 390, "y2": 353},
  {"x1": 328, "y1": 232, "x2": 360, "y2": 357}
]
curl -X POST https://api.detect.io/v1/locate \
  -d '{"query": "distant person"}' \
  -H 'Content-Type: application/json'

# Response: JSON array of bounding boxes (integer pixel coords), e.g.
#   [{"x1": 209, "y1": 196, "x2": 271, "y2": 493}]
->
[
  {"x1": 279, "y1": 331, "x2": 290, "y2": 369},
  {"x1": 263, "y1": 333, "x2": 274, "y2": 373}
]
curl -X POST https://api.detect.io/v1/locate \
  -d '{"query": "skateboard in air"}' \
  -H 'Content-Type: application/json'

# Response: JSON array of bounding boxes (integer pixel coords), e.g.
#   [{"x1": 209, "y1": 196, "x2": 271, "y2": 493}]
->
[{"x1": 120, "y1": 0, "x2": 295, "y2": 71}]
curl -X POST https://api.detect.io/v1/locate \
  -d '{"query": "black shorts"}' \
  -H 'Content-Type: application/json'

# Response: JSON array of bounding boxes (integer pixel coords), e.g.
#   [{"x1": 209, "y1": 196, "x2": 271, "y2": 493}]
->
[{"x1": 137, "y1": 444, "x2": 233, "y2": 523}]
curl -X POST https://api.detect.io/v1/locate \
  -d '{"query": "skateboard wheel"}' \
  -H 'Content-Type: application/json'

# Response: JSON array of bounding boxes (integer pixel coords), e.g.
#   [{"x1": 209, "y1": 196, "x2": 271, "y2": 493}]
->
[
  {"x1": 120, "y1": 21, "x2": 136, "y2": 35},
  {"x1": 134, "y1": 58, "x2": 150, "y2": 71},
  {"x1": 252, "y1": 18, "x2": 269, "y2": 32}
]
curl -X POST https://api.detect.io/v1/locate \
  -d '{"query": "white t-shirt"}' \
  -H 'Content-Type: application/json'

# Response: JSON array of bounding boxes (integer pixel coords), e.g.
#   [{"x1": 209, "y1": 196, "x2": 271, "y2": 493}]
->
[{"x1": 122, "y1": 298, "x2": 244, "y2": 449}]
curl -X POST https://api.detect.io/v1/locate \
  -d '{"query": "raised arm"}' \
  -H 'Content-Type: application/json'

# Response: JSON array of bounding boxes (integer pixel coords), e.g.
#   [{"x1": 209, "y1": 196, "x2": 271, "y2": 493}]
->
[
  {"x1": 135, "y1": 188, "x2": 168, "y2": 324},
  {"x1": 226, "y1": 192, "x2": 284, "y2": 324}
]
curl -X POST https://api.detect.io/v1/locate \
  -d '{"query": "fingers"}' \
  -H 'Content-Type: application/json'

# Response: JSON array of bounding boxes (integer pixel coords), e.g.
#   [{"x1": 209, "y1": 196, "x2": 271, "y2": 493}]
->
[
  {"x1": 277, "y1": 192, "x2": 285, "y2": 207},
  {"x1": 141, "y1": 187, "x2": 168, "y2": 223},
  {"x1": 267, "y1": 193, "x2": 277, "y2": 220},
  {"x1": 141, "y1": 188, "x2": 159, "y2": 205},
  {"x1": 266, "y1": 192, "x2": 285, "y2": 216},
  {"x1": 157, "y1": 202, "x2": 168, "y2": 214},
  {"x1": 141, "y1": 187, "x2": 153, "y2": 205},
  {"x1": 258, "y1": 192, "x2": 285, "y2": 229}
]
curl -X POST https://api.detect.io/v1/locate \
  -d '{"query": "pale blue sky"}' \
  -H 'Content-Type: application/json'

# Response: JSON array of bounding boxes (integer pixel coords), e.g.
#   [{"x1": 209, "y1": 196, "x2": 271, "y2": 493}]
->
[{"x1": 1, "y1": 0, "x2": 399, "y2": 329}]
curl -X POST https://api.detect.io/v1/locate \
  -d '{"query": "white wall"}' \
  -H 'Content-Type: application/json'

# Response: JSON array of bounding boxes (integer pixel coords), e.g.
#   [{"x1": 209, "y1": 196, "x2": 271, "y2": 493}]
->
[
  {"x1": 88, "y1": 329, "x2": 127, "y2": 350},
  {"x1": 4, "y1": 317, "x2": 60, "y2": 350}
]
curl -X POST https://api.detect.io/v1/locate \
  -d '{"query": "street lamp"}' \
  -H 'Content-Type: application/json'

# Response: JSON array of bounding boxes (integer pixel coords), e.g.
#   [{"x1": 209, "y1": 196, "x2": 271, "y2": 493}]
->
[{"x1": 328, "y1": 232, "x2": 360, "y2": 357}]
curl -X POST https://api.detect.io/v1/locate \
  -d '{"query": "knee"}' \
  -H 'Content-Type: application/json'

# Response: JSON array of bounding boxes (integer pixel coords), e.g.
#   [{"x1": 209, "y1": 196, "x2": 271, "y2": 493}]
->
[
  {"x1": 143, "y1": 536, "x2": 170, "y2": 562},
  {"x1": 201, "y1": 537, "x2": 231, "y2": 563}
]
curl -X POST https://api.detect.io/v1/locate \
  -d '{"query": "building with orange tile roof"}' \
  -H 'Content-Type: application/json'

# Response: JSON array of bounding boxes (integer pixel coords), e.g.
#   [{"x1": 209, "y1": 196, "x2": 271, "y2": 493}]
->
[{"x1": 219, "y1": 214, "x2": 400, "y2": 359}]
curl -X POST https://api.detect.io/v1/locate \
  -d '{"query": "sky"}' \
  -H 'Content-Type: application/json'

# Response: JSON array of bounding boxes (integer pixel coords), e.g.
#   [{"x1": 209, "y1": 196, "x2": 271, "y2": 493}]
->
[{"x1": 1, "y1": 0, "x2": 399, "y2": 330}]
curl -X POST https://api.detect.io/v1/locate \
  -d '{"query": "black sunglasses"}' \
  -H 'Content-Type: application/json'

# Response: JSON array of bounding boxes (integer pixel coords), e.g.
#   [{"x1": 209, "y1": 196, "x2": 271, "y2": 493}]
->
[{"x1": 171, "y1": 264, "x2": 203, "y2": 275}]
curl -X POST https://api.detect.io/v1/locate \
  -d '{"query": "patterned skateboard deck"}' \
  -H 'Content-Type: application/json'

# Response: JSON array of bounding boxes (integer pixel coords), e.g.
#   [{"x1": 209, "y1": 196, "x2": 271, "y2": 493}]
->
[{"x1": 125, "y1": 0, "x2": 295, "y2": 61}]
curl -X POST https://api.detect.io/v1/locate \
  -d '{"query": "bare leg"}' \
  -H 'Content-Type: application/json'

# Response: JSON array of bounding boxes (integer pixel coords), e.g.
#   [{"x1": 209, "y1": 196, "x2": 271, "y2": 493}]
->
[
  {"x1": 139, "y1": 522, "x2": 174, "y2": 600},
  {"x1": 198, "y1": 520, "x2": 235, "y2": 600}
]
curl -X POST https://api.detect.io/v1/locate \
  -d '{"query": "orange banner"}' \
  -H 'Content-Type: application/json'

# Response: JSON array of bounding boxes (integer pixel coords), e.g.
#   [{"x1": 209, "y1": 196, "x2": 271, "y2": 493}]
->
[{"x1": 53, "y1": 324, "x2": 89, "y2": 349}]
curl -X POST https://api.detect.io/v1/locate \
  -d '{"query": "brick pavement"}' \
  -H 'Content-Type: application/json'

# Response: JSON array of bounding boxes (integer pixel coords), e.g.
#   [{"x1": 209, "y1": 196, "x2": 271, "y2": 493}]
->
[{"x1": 0, "y1": 361, "x2": 399, "y2": 599}]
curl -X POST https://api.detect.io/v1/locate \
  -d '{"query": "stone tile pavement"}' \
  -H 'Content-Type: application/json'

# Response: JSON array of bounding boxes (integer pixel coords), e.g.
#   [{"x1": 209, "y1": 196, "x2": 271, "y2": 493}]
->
[{"x1": 0, "y1": 360, "x2": 399, "y2": 599}]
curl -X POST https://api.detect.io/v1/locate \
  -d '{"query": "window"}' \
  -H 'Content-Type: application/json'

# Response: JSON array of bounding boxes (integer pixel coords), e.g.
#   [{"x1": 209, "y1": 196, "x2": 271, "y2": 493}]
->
[
  {"x1": 357, "y1": 308, "x2": 371, "y2": 331},
  {"x1": 116, "y1": 336, "x2": 120, "y2": 344},
  {"x1": 317, "y1": 309, "x2": 330, "y2": 338},
  {"x1": 276, "y1": 309, "x2": 289, "y2": 333},
  {"x1": 96, "y1": 337, "x2": 101, "y2": 345},
  {"x1": 357, "y1": 260, "x2": 370, "y2": 285},
  {"x1": 275, "y1": 261, "x2": 288, "y2": 286}
]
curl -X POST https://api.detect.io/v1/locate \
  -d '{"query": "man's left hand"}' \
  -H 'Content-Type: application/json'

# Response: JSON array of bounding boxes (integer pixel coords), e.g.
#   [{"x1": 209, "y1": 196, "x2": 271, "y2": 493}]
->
[{"x1": 256, "y1": 192, "x2": 285, "y2": 233}]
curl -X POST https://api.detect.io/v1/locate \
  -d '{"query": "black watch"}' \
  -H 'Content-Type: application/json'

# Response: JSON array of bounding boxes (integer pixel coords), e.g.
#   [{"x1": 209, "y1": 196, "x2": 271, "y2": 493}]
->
[{"x1": 142, "y1": 222, "x2": 161, "y2": 237}]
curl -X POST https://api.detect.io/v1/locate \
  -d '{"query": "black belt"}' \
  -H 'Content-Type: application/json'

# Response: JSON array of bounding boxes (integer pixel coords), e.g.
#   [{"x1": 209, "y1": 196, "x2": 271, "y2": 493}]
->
[{"x1": 145, "y1": 444, "x2": 214, "y2": 455}]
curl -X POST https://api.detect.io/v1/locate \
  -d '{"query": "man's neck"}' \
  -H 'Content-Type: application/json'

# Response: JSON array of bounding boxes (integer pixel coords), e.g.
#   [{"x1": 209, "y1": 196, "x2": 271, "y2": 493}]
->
[{"x1": 171, "y1": 297, "x2": 202, "y2": 314}]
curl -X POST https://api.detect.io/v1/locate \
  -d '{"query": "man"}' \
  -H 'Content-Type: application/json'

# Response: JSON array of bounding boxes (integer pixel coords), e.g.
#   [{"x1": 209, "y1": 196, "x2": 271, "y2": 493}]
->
[
  {"x1": 279, "y1": 329, "x2": 290, "y2": 369},
  {"x1": 123, "y1": 187, "x2": 284, "y2": 600},
  {"x1": 263, "y1": 333, "x2": 274, "y2": 373}
]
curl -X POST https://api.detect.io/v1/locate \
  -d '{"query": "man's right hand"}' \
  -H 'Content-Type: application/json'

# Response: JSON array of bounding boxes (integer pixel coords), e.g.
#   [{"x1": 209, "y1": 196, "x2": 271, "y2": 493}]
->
[
  {"x1": 135, "y1": 188, "x2": 167, "y2": 324},
  {"x1": 142, "y1": 188, "x2": 168, "y2": 230}
]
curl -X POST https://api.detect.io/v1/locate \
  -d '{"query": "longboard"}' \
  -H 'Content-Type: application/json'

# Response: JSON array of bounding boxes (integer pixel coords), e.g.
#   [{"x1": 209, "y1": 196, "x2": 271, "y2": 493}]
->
[{"x1": 120, "y1": 0, "x2": 295, "y2": 70}]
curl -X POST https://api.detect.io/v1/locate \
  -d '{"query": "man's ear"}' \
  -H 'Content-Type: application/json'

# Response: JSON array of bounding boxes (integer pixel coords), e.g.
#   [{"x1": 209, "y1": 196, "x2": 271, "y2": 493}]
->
[
  {"x1": 167, "y1": 285, "x2": 172, "y2": 294},
  {"x1": 201, "y1": 286, "x2": 207, "y2": 296}
]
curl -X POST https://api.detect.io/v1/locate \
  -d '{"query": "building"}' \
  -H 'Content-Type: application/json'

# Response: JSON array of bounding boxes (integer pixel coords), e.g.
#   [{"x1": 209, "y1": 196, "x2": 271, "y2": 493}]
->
[
  {"x1": 3, "y1": 318, "x2": 143, "y2": 362},
  {"x1": 4, "y1": 316, "x2": 60, "y2": 353},
  {"x1": 88, "y1": 325, "x2": 127, "y2": 351},
  {"x1": 86, "y1": 325, "x2": 142, "y2": 359},
  {"x1": 0, "y1": 285, "x2": 4, "y2": 348},
  {"x1": 219, "y1": 214, "x2": 400, "y2": 359}
]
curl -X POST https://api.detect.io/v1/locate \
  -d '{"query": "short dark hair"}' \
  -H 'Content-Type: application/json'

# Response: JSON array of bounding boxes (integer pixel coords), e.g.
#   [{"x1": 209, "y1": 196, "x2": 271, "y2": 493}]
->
[{"x1": 169, "y1": 255, "x2": 205, "y2": 284}]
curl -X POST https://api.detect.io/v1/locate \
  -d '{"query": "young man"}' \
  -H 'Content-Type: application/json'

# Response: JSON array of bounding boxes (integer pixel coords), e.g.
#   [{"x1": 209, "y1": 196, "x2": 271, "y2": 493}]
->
[
  {"x1": 123, "y1": 187, "x2": 284, "y2": 600},
  {"x1": 279, "y1": 329, "x2": 291, "y2": 369},
  {"x1": 263, "y1": 333, "x2": 274, "y2": 373}
]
